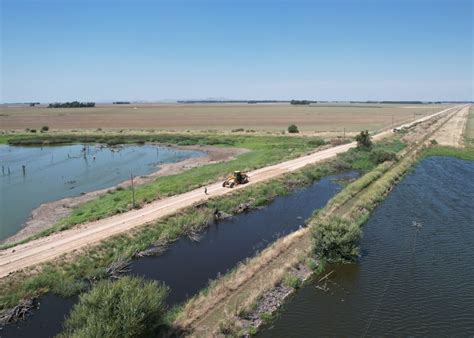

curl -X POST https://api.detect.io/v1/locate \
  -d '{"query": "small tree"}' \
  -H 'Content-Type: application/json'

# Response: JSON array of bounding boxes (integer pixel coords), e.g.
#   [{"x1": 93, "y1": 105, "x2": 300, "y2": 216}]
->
[
  {"x1": 288, "y1": 124, "x2": 299, "y2": 133},
  {"x1": 355, "y1": 130, "x2": 372, "y2": 149},
  {"x1": 41, "y1": 126, "x2": 49, "y2": 132},
  {"x1": 62, "y1": 277, "x2": 168, "y2": 337}
]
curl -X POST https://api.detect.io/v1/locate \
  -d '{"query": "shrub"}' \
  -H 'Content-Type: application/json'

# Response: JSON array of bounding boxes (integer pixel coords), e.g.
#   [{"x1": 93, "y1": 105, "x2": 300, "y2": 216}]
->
[
  {"x1": 231, "y1": 128, "x2": 244, "y2": 132},
  {"x1": 260, "y1": 312, "x2": 274, "y2": 324},
  {"x1": 430, "y1": 139, "x2": 438, "y2": 145},
  {"x1": 305, "y1": 258, "x2": 319, "y2": 271},
  {"x1": 355, "y1": 130, "x2": 372, "y2": 149},
  {"x1": 307, "y1": 138, "x2": 325, "y2": 147},
  {"x1": 332, "y1": 159, "x2": 352, "y2": 171},
  {"x1": 312, "y1": 216, "x2": 361, "y2": 263},
  {"x1": 282, "y1": 273, "x2": 302, "y2": 289},
  {"x1": 288, "y1": 124, "x2": 299, "y2": 133},
  {"x1": 61, "y1": 277, "x2": 168, "y2": 337},
  {"x1": 41, "y1": 126, "x2": 49, "y2": 132},
  {"x1": 30, "y1": 129, "x2": 37, "y2": 133},
  {"x1": 369, "y1": 149, "x2": 397, "y2": 164}
]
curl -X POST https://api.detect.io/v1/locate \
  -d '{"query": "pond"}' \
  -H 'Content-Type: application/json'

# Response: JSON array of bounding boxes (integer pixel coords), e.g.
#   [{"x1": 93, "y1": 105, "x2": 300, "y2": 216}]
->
[
  {"x1": 0, "y1": 144, "x2": 203, "y2": 240},
  {"x1": 1, "y1": 171, "x2": 359, "y2": 337},
  {"x1": 258, "y1": 156, "x2": 474, "y2": 337}
]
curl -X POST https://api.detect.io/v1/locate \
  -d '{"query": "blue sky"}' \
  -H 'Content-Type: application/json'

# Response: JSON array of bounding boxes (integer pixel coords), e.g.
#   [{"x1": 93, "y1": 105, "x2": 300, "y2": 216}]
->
[{"x1": 1, "y1": 0, "x2": 472, "y2": 102}]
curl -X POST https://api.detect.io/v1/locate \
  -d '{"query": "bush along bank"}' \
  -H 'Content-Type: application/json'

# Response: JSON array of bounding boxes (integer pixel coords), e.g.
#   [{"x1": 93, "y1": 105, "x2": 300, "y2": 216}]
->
[
  {"x1": 0, "y1": 138, "x2": 403, "y2": 321},
  {"x1": 59, "y1": 276, "x2": 168, "y2": 338}
]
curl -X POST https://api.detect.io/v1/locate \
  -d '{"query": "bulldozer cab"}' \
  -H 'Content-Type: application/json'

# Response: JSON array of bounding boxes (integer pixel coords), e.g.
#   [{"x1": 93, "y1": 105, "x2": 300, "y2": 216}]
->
[{"x1": 234, "y1": 171, "x2": 243, "y2": 182}]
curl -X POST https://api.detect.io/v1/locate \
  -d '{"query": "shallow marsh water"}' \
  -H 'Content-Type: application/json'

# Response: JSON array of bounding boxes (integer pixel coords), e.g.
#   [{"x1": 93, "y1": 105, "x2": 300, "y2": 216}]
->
[{"x1": 0, "y1": 144, "x2": 203, "y2": 240}]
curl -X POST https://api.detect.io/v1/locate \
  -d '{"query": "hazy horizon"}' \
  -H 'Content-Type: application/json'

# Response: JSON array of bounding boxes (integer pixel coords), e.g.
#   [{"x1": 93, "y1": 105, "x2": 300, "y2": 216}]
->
[{"x1": 1, "y1": 0, "x2": 473, "y2": 103}]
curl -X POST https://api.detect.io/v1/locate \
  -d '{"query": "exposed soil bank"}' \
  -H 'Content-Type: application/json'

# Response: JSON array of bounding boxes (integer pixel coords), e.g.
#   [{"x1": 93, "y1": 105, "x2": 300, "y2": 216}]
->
[{"x1": 1, "y1": 145, "x2": 246, "y2": 246}]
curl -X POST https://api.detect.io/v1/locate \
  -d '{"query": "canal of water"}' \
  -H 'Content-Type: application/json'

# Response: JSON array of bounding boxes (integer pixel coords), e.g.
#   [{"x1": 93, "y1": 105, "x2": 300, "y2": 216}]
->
[
  {"x1": 1, "y1": 171, "x2": 359, "y2": 337},
  {"x1": 258, "y1": 156, "x2": 474, "y2": 337}
]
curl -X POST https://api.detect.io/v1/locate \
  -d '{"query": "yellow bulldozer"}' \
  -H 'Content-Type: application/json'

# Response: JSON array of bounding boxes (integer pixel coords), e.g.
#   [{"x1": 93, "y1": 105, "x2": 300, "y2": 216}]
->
[{"x1": 222, "y1": 171, "x2": 249, "y2": 188}]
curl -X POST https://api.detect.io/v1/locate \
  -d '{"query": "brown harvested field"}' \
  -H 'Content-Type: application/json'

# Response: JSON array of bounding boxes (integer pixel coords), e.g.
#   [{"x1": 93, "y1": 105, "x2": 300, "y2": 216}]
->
[{"x1": 0, "y1": 103, "x2": 448, "y2": 132}]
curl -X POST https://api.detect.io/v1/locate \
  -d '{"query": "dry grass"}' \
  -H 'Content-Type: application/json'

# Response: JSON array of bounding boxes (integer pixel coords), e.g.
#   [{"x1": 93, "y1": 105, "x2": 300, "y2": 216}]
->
[
  {"x1": 174, "y1": 228, "x2": 310, "y2": 334},
  {"x1": 0, "y1": 103, "x2": 447, "y2": 132}
]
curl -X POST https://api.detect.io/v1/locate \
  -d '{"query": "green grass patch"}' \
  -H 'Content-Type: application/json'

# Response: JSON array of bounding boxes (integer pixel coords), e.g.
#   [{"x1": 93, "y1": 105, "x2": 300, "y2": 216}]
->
[
  {"x1": 0, "y1": 134, "x2": 25, "y2": 144},
  {"x1": 464, "y1": 106, "x2": 474, "y2": 146},
  {"x1": 0, "y1": 135, "x2": 9, "y2": 144},
  {"x1": 422, "y1": 145, "x2": 474, "y2": 161},
  {"x1": 336, "y1": 138, "x2": 405, "y2": 171},
  {"x1": 282, "y1": 273, "x2": 302, "y2": 289}
]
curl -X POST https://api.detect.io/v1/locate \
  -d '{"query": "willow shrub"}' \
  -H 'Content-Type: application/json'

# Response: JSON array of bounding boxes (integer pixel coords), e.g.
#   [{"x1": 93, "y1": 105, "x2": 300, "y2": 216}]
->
[
  {"x1": 61, "y1": 277, "x2": 168, "y2": 338},
  {"x1": 312, "y1": 216, "x2": 361, "y2": 263}
]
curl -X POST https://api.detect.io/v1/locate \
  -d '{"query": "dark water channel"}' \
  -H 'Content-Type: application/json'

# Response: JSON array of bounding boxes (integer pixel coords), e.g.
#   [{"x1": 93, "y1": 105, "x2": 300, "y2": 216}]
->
[
  {"x1": 1, "y1": 171, "x2": 359, "y2": 337},
  {"x1": 259, "y1": 157, "x2": 474, "y2": 337}
]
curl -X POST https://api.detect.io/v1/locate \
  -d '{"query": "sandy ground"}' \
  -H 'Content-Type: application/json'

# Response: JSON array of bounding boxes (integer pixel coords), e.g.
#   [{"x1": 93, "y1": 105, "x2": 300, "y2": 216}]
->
[
  {"x1": 0, "y1": 103, "x2": 446, "y2": 132},
  {"x1": 0, "y1": 106, "x2": 460, "y2": 278},
  {"x1": 432, "y1": 106, "x2": 470, "y2": 147},
  {"x1": 0, "y1": 145, "x2": 247, "y2": 246}
]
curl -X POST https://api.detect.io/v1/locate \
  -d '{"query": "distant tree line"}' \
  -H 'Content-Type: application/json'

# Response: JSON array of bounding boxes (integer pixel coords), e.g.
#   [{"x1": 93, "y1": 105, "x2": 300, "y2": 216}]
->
[
  {"x1": 177, "y1": 100, "x2": 286, "y2": 104},
  {"x1": 349, "y1": 101, "x2": 424, "y2": 104},
  {"x1": 48, "y1": 101, "x2": 95, "y2": 108},
  {"x1": 113, "y1": 101, "x2": 131, "y2": 104},
  {"x1": 290, "y1": 100, "x2": 313, "y2": 105}
]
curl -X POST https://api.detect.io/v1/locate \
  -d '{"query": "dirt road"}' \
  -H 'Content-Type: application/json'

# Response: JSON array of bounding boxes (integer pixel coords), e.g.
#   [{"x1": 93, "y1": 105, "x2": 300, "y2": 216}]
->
[
  {"x1": 0, "y1": 106, "x2": 460, "y2": 279},
  {"x1": 432, "y1": 106, "x2": 470, "y2": 147}
]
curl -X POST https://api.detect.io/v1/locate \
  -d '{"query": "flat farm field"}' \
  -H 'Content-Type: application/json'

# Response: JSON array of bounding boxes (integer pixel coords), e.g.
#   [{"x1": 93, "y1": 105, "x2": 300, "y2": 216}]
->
[{"x1": 0, "y1": 103, "x2": 448, "y2": 133}]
